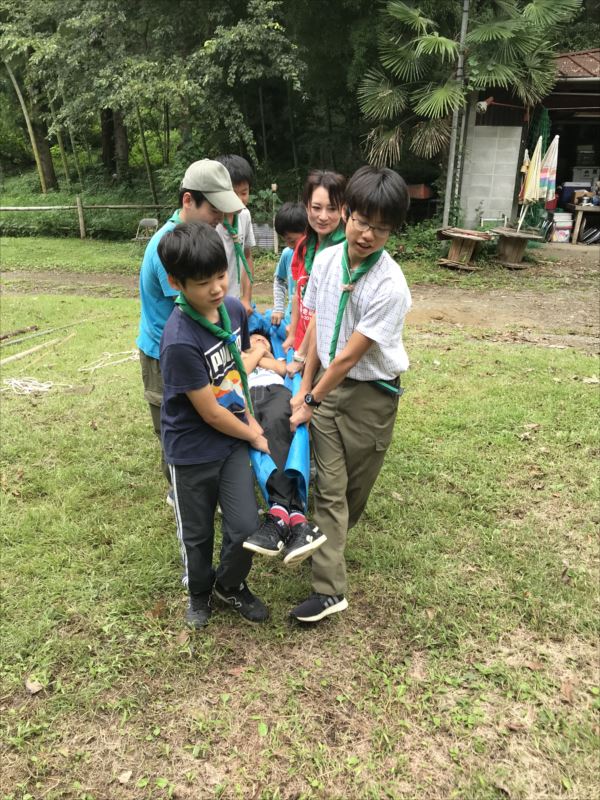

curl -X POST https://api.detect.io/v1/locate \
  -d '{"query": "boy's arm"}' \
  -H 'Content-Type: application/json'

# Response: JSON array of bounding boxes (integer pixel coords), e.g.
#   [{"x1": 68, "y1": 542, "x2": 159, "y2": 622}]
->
[
  {"x1": 241, "y1": 343, "x2": 268, "y2": 374},
  {"x1": 272, "y1": 275, "x2": 287, "y2": 325},
  {"x1": 186, "y1": 385, "x2": 269, "y2": 453},
  {"x1": 290, "y1": 331, "x2": 373, "y2": 429},
  {"x1": 287, "y1": 315, "x2": 315, "y2": 377},
  {"x1": 258, "y1": 354, "x2": 287, "y2": 377},
  {"x1": 282, "y1": 289, "x2": 299, "y2": 351},
  {"x1": 240, "y1": 248, "x2": 254, "y2": 315}
]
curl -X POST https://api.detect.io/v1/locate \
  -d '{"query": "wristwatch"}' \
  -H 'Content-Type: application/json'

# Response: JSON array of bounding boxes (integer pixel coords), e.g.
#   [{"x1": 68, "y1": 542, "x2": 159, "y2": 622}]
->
[{"x1": 304, "y1": 393, "x2": 321, "y2": 407}]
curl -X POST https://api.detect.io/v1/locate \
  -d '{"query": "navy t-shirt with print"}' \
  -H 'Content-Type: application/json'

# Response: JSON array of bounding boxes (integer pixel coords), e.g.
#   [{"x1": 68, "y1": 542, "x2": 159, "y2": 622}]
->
[{"x1": 159, "y1": 296, "x2": 250, "y2": 465}]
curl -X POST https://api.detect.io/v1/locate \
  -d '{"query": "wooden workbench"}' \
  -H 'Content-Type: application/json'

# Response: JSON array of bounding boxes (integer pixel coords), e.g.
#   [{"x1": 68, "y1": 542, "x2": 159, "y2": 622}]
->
[{"x1": 566, "y1": 203, "x2": 600, "y2": 244}]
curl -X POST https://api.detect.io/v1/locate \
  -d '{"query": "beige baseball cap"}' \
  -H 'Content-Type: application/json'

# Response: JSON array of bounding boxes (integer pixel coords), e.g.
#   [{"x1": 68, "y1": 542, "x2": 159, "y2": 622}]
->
[{"x1": 180, "y1": 159, "x2": 244, "y2": 213}]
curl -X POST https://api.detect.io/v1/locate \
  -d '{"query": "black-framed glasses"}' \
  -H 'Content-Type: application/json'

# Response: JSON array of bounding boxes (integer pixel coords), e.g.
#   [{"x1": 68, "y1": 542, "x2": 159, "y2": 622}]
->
[{"x1": 349, "y1": 213, "x2": 392, "y2": 238}]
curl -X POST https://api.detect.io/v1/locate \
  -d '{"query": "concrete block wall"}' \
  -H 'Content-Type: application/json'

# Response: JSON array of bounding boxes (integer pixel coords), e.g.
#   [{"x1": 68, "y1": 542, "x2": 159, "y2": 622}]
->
[{"x1": 459, "y1": 109, "x2": 523, "y2": 227}]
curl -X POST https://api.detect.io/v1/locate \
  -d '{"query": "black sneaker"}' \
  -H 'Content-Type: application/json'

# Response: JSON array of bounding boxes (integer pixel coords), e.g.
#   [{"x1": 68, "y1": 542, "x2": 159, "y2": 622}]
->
[
  {"x1": 185, "y1": 591, "x2": 212, "y2": 629},
  {"x1": 243, "y1": 514, "x2": 288, "y2": 556},
  {"x1": 213, "y1": 581, "x2": 269, "y2": 622},
  {"x1": 282, "y1": 521, "x2": 327, "y2": 566},
  {"x1": 289, "y1": 593, "x2": 348, "y2": 623}
]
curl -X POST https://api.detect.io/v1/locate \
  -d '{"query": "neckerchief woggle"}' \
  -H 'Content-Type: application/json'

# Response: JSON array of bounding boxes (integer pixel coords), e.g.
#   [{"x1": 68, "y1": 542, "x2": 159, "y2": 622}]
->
[
  {"x1": 222, "y1": 214, "x2": 253, "y2": 285},
  {"x1": 175, "y1": 294, "x2": 254, "y2": 414}
]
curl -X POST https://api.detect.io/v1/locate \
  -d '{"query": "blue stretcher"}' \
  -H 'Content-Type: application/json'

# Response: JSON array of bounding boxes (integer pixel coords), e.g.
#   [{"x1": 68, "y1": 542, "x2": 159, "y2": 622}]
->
[{"x1": 248, "y1": 309, "x2": 310, "y2": 511}]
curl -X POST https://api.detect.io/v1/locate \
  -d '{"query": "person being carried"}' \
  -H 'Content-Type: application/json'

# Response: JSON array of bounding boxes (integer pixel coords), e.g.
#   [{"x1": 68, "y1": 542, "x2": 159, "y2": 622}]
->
[
  {"x1": 158, "y1": 221, "x2": 269, "y2": 630},
  {"x1": 215, "y1": 154, "x2": 256, "y2": 316},
  {"x1": 270, "y1": 202, "x2": 308, "y2": 328},
  {"x1": 289, "y1": 166, "x2": 412, "y2": 624},
  {"x1": 241, "y1": 333, "x2": 326, "y2": 566},
  {"x1": 136, "y1": 159, "x2": 243, "y2": 500}
]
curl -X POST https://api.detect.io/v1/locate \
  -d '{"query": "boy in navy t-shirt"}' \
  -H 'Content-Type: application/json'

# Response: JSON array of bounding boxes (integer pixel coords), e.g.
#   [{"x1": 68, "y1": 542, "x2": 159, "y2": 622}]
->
[{"x1": 158, "y1": 221, "x2": 270, "y2": 629}]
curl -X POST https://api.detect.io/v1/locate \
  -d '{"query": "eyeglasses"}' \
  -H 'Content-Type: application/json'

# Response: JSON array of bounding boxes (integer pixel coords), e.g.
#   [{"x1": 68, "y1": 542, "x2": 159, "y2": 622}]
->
[{"x1": 350, "y1": 214, "x2": 392, "y2": 238}]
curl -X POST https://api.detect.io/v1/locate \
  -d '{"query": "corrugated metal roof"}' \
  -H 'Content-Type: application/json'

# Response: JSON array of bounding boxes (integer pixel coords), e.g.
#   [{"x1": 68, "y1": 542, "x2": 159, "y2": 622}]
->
[{"x1": 555, "y1": 49, "x2": 600, "y2": 80}]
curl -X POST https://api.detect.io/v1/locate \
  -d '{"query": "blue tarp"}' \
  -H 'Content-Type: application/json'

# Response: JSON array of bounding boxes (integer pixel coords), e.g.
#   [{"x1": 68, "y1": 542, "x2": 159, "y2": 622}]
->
[{"x1": 248, "y1": 309, "x2": 310, "y2": 510}]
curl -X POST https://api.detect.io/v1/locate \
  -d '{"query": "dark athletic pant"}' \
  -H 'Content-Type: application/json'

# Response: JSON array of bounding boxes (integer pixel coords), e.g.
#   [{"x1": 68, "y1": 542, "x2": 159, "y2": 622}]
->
[
  {"x1": 250, "y1": 384, "x2": 302, "y2": 511},
  {"x1": 169, "y1": 441, "x2": 260, "y2": 596}
]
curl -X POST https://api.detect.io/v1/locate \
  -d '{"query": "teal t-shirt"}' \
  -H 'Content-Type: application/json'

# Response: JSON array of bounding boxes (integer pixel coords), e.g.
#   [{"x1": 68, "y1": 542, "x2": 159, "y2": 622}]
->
[{"x1": 136, "y1": 211, "x2": 180, "y2": 359}]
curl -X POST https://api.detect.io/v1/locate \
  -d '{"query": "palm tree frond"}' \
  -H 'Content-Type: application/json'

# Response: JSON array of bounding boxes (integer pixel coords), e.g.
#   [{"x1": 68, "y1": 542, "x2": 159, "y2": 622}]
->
[
  {"x1": 379, "y1": 36, "x2": 426, "y2": 82},
  {"x1": 469, "y1": 61, "x2": 519, "y2": 90},
  {"x1": 465, "y1": 19, "x2": 520, "y2": 44},
  {"x1": 489, "y1": 0, "x2": 520, "y2": 18},
  {"x1": 385, "y1": 1, "x2": 436, "y2": 35},
  {"x1": 511, "y1": 50, "x2": 557, "y2": 105},
  {"x1": 521, "y1": 0, "x2": 582, "y2": 28},
  {"x1": 409, "y1": 117, "x2": 451, "y2": 158},
  {"x1": 414, "y1": 34, "x2": 458, "y2": 63},
  {"x1": 412, "y1": 80, "x2": 465, "y2": 119},
  {"x1": 363, "y1": 124, "x2": 404, "y2": 168},
  {"x1": 358, "y1": 69, "x2": 408, "y2": 121}
]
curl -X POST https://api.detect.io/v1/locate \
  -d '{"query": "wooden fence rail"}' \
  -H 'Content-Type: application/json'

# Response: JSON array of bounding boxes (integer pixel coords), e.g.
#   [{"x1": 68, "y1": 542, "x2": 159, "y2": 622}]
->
[{"x1": 0, "y1": 197, "x2": 172, "y2": 238}]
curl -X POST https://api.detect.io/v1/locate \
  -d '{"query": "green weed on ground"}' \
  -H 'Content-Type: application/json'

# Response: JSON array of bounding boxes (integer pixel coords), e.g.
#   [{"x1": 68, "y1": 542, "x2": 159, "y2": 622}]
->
[{"x1": 1, "y1": 295, "x2": 598, "y2": 799}]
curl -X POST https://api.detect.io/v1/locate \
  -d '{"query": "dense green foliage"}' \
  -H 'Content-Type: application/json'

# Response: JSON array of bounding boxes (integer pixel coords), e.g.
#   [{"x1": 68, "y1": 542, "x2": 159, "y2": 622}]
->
[{"x1": 358, "y1": 0, "x2": 584, "y2": 166}]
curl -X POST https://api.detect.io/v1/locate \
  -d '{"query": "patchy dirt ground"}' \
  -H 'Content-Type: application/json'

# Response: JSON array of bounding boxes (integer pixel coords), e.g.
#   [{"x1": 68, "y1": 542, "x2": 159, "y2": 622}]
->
[{"x1": 2, "y1": 244, "x2": 598, "y2": 352}]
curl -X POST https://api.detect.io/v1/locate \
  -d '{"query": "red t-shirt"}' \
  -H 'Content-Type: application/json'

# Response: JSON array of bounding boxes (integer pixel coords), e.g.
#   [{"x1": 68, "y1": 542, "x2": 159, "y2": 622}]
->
[{"x1": 291, "y1": 235, "x2": 314, "y2": 351}]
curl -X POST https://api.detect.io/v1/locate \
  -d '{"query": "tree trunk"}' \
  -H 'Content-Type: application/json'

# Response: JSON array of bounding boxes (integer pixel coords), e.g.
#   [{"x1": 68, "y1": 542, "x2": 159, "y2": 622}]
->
[
  {"x1": 30, "y1": 98, "x2": 59, "y2": 191},
  {"x1": 3, "y1": 60, "x2": 47, "y2": 193},
  {"x1": 325, "y1": 96, "x2": 335, "y2": 169},
  {"x1": 67, "y1": 123, "x2": 84, "y2": 186},
  {"x1": 113, "y1": 110, "x2": 129, "y2": 180},
  {"x1": 164, "y1": 102, "x2": 170, "y2": 165},
  {"x1": 287, "y1": 84, "x2": 298, "y2": 171},
  {"x1": 48, "y1": 95, "x2": 71, "y2": 186},
  {"x1": 136, "y1": 105, "x2": 159, "y2": 205},
  {"x1": 100, "y1": 108, "x2": 116, "y2": 174},
  {"x1": 258, "y1": 85, "x2": 268, "y2": 163}
]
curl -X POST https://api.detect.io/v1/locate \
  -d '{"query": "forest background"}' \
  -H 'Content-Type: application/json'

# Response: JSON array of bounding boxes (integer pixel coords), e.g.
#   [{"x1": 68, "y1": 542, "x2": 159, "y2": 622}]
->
[{"x1": 1, "y1": 0, "x2": 600, "y2": 239}]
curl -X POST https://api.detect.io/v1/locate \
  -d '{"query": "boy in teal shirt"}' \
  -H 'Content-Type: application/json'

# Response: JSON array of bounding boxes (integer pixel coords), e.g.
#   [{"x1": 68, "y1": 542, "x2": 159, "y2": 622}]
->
[{"x1": 137, "y1": 160, "x2": 243, "y2": 494}]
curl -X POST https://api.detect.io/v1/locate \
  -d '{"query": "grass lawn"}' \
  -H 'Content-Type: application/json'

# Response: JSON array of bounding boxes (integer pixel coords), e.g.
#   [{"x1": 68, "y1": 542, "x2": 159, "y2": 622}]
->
[
  {"x1": 1, "y1": 235, "x2": 592, "y2": 292},
  {"x1": 0, "y1": 295, "x2": 598, "y2": 800}
]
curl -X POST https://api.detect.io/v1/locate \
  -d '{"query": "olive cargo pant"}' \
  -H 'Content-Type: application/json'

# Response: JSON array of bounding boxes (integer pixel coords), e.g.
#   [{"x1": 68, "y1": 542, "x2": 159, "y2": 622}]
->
[
  {"x1": 310, "y1": 378, "x2": 399, "y2": 596},
  {"x1": 139, "y1": 350, "x2": 170, "y2": 485}
]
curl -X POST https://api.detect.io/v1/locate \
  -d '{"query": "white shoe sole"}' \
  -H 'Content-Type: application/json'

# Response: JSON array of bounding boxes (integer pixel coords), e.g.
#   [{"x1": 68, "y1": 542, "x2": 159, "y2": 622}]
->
[
  {"x1": 291, "y1": 596, "x2": 348, "y2": 623},
  {"x1": 243, "y1": 540, "x2": 283, "y2": 557},
  {"x1": 283, "y1": 532, "x2": 327, "y2": 566}
]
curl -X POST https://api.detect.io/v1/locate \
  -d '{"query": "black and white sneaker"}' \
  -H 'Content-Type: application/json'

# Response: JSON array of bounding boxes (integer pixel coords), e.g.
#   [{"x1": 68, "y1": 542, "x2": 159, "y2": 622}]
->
[
  {"x1": 185, "y1": 591, "x2": 212, "y2": 629},
  {"x1": 289, "y1": 593, "x2": 348, "y2": 623},
  {"x1": 282, "y1": 521, "x2": 326, "y2": 566},
  {"x1": 243, "y1": 514, "x2": 287, "y2": 556},
  {"x1": 212, "y1": 581, "x2": 269, "y2": 622}
]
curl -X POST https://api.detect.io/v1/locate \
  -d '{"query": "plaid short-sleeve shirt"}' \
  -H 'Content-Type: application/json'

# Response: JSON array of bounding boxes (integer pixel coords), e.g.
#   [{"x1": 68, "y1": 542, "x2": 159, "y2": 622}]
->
[{"x1": 303, "y1": 243, "x2": 411, "y2": 381}]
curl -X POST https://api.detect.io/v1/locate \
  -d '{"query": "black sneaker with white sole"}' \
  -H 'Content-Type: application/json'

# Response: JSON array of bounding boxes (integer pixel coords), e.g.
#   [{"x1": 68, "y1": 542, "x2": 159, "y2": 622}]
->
[
  {"x1": 185, "y1": 591, "x2": 212, "y2": 629},
  {"x1": 243, "y1": 514, "x2": 287, "y2": 556},
  {"x1": 212, "y1": 581, "x2": 269, "y2": 622},
  {"x1": 282, "y1": 521, "x2": 326, "y2": 566},
  {"x1": 289, "y1": 593, "x2": 348, "y2": 623}
]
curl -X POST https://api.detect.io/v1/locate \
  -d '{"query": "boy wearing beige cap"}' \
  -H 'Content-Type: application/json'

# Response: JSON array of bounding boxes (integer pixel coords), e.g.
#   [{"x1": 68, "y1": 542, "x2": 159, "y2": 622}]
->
[{"x1": 137, "y1": 160, "x2": 244, "y2": 498}]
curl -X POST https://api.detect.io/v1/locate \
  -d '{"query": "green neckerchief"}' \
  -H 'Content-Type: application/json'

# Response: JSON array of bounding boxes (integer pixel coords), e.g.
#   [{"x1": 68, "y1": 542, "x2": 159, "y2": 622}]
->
[
  {"x1": 328, "y1": 241, "x2": 384, "y2": 362},
  {"x1": 301, "y1": 224, "x2": 346, "y2": 297},
  {"x1": 222, "y1": 214, "x2": 253, "y2": 285},
  {"x1": 175, "y1": 293, "x2": 253, "y2": 414}
]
